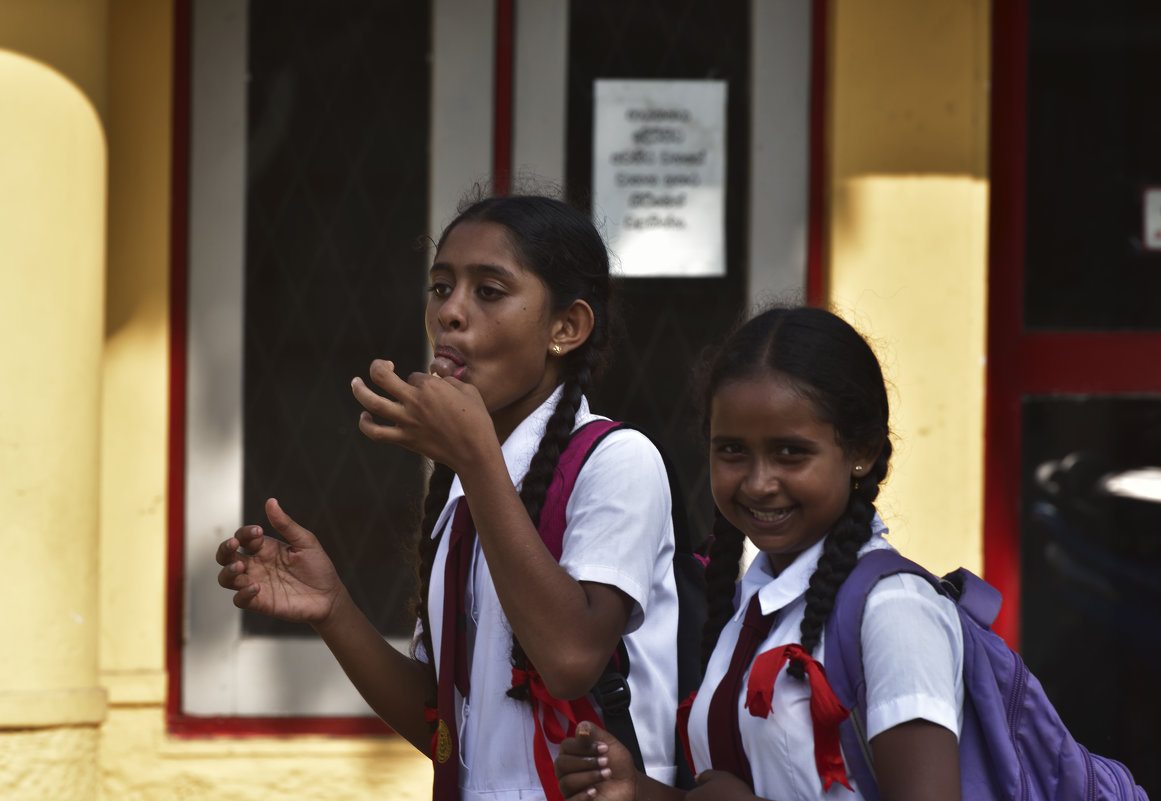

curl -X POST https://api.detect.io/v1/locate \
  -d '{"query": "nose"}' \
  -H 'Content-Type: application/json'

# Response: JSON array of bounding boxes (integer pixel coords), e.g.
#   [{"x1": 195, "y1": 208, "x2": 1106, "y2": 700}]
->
[
  {"x1": 742, "y1": 459, "x2": 780, "y2": 498},
  {"x1": 437, "y1": 287, "x2": 466, "y2": 331}
]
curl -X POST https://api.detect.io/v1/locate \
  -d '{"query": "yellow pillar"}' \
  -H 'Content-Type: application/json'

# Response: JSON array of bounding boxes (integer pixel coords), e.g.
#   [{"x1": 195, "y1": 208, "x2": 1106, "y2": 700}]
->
[
  {"x1": 0, "y1": 48, "x2": 107, "y2": 800},
  {"x1": 827, "y1": 0, "x2": 991, "y2": 574}
]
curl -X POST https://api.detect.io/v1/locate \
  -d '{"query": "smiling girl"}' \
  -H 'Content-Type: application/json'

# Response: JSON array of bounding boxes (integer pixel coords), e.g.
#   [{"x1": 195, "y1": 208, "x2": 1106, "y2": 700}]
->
[
  {"x1": 555, "y1": 306, "x2": 964, "y2": 801},
  {"x1": 216, "y1": 195, "x2": 680, "y2": 801}
]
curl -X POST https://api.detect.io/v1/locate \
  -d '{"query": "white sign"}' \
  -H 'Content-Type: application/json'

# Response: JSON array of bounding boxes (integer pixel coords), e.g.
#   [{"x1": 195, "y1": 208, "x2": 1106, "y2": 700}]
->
[
  {"x1": 593, "y1": 79, "x2": 727, "y2": 277},
  {"x1": 1145, "y1": 187, "x2": 1161, "y2": 252}
]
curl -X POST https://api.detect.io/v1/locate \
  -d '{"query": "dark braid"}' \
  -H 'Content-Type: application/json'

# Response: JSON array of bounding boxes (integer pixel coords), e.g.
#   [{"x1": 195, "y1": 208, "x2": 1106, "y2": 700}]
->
[
  {"x1": 789, "y1": 440, "x2": 891, "y2": 677},
  {"x1": 700, "y1": 509, "x2": 747, "y2": 671},
  {"x1": 411, "y1": 462, "x2": 456, "y2": 699},
  {"x1": 432, "y1": 193, "x2": 616, "y2": 703},
  {"x1": 506, "y1": 353, "x2": 596, "y2": 701},
  {"x1": 700, "y1": 306, "x2": 892, "y2": 681}
]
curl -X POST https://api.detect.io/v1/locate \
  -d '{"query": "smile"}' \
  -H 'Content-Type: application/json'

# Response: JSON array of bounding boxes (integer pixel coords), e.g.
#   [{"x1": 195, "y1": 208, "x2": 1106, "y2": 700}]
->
[{"x1": 744, "y1": 504, "x2": 794, "y2": 523}]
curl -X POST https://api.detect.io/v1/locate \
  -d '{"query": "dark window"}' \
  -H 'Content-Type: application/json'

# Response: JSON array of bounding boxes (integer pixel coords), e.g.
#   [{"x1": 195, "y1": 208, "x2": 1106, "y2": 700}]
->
[
  {"x1": 1024, "y1": 0, "x2": 1161, "y2": 331},
  {"x1": 242, "y1": 0, "x2": 431, "y2": 638},
  {"x1": 565, "y1": 0, "x2": 752, "y2": 543}
]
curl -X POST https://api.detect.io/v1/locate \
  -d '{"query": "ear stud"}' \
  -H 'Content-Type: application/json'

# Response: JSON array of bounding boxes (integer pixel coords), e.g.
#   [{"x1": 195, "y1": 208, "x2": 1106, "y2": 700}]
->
[{"x1": 551, "y1": 344, "x2": 562, "y2": 355}]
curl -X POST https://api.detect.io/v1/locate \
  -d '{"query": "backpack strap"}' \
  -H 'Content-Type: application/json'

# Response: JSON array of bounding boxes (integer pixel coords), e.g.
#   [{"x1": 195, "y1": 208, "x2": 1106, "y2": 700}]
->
[
  {"x1": 534, "y1": 419, "x2": 647, "y2": 772},
  {"x1": 538, "y1": 419, "x2": 625, "y2": 561},
  {"x1": 823, "y1": 548, "x2": 945, "y2": 801}
]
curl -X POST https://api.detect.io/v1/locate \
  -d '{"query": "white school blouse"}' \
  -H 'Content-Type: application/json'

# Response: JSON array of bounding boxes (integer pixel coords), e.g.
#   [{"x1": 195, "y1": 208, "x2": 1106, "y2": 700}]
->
[
  {"x1": 421, "y1": 387, "x2": 680, "y2": 801},
  {"x1": 686, "y1": 524, "x2": 965, "y2": 801}
]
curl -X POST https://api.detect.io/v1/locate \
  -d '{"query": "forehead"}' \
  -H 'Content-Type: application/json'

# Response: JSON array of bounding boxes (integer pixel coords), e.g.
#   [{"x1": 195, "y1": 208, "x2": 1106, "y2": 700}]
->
[
  {"x1": 434, "y1": 220, "x2": 520, "y2": 269},
  {"x1": 710, "y1": 372, "x2": 829, "y2": 434}
]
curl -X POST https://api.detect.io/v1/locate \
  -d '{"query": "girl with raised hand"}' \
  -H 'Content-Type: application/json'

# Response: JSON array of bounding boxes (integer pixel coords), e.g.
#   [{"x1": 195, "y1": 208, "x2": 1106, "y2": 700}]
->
[
  {"x1": 216, "y1": 194, "x2": 680, "y2": 801},
  {"x1": 555, "y1": 306, "x2": 963, "y2": 801}
]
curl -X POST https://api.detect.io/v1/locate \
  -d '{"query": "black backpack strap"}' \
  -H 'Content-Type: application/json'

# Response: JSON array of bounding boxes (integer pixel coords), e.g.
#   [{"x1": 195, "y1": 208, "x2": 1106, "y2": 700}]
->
[{"x1": 592, "y1": 640, "x2": 645, "y2": 773}]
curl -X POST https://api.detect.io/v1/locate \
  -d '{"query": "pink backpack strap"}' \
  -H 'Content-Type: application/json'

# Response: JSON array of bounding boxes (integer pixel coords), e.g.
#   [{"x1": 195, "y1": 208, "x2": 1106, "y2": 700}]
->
[{"x1": 536, "y1": 419, "x2": 624, "y2": 560}]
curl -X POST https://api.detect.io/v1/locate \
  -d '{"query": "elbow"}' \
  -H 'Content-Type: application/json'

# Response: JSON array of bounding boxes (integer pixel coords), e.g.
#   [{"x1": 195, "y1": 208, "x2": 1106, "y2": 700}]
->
[{"x1": 534, "y1": 648, "x2": 610, "y2": 700}]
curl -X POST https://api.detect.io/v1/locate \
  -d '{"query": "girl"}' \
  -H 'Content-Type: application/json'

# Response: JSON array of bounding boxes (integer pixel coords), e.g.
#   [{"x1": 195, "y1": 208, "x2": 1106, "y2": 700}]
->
[
  {"x1": 554, "y1": 306, "x2": 964, "y2": 801},
  {"x1": 216, "y1": 195, "x2": 680, "y2": 800}
]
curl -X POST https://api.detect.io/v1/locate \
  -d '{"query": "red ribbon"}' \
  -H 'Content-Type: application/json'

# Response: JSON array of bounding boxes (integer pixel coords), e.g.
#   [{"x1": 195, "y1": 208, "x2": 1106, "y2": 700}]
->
[
  {"x1": 744, "y1": 643, "x2": 852, "y2": 792},
  {"x1": 676, "y1": 690, "x2": 698, "y2": 778},
  {"x1": 423, "y1": 705, "x2": 440, "y2": 760},
  {"x1": 511, "y1": 667, "x2": 604, "y2": 801}
]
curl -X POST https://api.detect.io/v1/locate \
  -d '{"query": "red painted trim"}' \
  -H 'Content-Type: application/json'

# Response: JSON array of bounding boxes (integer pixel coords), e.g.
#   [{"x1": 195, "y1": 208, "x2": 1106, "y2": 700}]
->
[
  {"x1": 171, "y1": 715, "x2": 391, "y2": 738},
  {"x1": 164, "y1": 3, "x2": 395, "y2": 738},
  {"x1": 984, "y1": 0, "x2": 1029, "y2": 649},
  {"x1": 805, "y1": 0, "x2": 829, "y2": 305},
  {"x1": 166, "y1": 0, "x2": 192, "y2": 728},
  {"x1": 1017, "y1": 334, "x2": 1161, "y2": 394},
  {"x1": 492, "y1": 0, "x2": 514, "y2": 197}
]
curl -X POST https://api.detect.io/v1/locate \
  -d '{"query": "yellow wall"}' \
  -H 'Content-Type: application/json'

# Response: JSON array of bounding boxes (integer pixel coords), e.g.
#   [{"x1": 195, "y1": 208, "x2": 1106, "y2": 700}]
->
[
  {"x1": 0, "y1": 1, "x2": 431, "y2": 798},
  {"x1": 827, "y1": 0, "x2": 990, "y2": 575}
]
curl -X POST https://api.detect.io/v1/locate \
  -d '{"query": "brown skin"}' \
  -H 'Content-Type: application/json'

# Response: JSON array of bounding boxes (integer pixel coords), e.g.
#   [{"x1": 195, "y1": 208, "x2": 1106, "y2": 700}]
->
[
  {"x1": 555, "y1": 720, "x2": 961, "y2": 801},
  {"x1": 217, "y1": 220, "x2": 634, "y2": 758},
  {"x1": 215, "y1": 499, "x2": 436, "y2": 750},
  {"x1": 552, "y1": 374, "x2": 962, "y2": 799},
  {"x1": 350, "y1": 220, "x2": 633, "y2": 698}
]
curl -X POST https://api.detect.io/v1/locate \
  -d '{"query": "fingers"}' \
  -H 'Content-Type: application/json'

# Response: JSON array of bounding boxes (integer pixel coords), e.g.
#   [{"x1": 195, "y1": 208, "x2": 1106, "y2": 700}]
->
[
  {"x1": 352, "y1": 362, "x2": 407, "y2": 415},
  {"x1": 556, "y1": 722, "x2": 612, "y2": 799},
  {"x1": 215, "y1": 525, "x2": 263, "y2": 590},
  {"x1": 263, "y1": 498, "x2": 320, "y2": 550}
]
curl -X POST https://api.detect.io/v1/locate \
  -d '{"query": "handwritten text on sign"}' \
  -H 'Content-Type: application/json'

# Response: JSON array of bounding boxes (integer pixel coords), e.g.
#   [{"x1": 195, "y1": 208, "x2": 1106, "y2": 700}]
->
[{"x1": 593, "y1": 80, "x2": 727, "y2": 277}]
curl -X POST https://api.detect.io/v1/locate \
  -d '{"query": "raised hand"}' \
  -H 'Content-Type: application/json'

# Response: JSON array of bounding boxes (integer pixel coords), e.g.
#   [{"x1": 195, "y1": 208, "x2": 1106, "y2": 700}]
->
[
  {"x1": 351, "y1": 359, "x2": 496, "y2": 473},
  {"x1": 215, "y1": 497, "x2": 346, "y2": 625}
]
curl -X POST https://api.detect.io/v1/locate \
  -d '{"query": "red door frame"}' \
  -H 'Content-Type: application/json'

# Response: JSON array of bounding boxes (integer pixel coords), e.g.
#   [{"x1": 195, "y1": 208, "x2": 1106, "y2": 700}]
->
[
  {"x1": 984, "y1": 0, "x2": 1161, "y2": 648},
  {"x1": 166, "y1": 0, "x2": 829, "y2": 736}
]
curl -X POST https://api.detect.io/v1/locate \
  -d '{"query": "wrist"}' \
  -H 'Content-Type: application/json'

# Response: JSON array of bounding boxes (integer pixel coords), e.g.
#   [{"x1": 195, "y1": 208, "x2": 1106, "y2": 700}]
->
[{"x1": 311, "y1": 584, "x2": 356, "y2": 635}]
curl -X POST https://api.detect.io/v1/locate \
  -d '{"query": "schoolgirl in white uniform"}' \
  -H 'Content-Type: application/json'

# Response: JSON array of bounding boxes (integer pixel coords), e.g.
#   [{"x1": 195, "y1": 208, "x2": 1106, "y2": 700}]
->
[
  {"x1": 556, "y1": 306, "x2": 966, "y2": 801},
  {"x1": 216, "y1": 194, "x2": 679, "y2": 800}
]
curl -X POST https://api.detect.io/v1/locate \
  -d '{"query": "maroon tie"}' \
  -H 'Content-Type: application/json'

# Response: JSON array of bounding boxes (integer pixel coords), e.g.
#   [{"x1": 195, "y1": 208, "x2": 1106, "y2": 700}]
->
[
  {"x1": 705, "y1": 594, "x2": 777, "y2": 787},
  {"x1": 432, "y1": 497, "x2": 475, "y2": 801}
]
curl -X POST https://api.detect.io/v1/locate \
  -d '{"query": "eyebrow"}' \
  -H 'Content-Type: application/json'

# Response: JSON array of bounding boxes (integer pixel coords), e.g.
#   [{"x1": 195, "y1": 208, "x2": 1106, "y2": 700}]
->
[
  {"x1": 429, "y1": 261, "x2": 517, "y2": 280},
  {"x1": 710, "y1": 434, "x2": 817, "y2": 447}
]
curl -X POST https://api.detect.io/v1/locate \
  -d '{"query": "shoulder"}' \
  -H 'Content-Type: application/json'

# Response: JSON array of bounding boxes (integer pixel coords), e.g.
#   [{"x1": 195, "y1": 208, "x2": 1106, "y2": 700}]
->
[{"x1": 578, "y1": 424, "x2": 669, "y2": 492}]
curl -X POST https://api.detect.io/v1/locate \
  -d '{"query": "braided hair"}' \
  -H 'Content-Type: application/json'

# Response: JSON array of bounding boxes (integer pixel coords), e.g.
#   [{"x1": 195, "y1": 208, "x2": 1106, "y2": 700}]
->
[
  {"x1": 408, "y1": 194, "x2": 615, "y2": 702},
  {"x1": 698, "y1": 306, "x2": 891, "y2": 679}
]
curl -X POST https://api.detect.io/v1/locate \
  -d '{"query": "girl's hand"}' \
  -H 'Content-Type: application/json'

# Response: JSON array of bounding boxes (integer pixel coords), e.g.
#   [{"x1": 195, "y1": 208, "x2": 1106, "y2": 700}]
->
[
  {"x1": 352, "y1": 359, "x2": 496, "y2": 472},
  {"x1": 688, "y1": 770, "x2": 759, "y2": 801},
  {"x1": 215, "y1": 498, "x2": 345, "y2": 625},
  {"x1": 555, "y1": 721, "x2": 638, "y2": 801}
]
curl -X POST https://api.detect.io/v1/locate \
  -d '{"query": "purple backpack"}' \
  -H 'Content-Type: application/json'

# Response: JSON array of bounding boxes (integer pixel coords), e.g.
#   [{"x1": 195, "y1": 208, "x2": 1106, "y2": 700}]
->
[{"x1": 825, "y1": 548, "x2": 1149, "y2": 801}]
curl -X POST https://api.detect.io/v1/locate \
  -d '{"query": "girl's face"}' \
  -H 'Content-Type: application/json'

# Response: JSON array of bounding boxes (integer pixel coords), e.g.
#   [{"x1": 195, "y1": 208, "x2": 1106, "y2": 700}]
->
[
  {"x1": 709, "y1": 372, "x2": 861, "y2": 573},
  {"x1": 426, "y1": 220, "x2": 566, "y2": 440}
]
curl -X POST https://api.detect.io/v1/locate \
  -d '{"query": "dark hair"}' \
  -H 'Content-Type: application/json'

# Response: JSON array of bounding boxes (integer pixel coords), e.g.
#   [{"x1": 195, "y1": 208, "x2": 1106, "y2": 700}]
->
[
  {"x1": 698, "y1": 306, "x2": 892, "y2": 678},
  {"x1": 412, "y1": 194, "x2": 615, "y2": 701}
]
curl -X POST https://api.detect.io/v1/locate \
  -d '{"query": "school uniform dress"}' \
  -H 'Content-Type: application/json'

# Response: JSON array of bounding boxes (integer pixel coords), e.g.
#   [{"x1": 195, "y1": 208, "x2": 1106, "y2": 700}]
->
[
  {"x1": 421, "y1": 387, "x2": 680, "y2": 801},
  {"x1": 686, "y1": 522, "x2": 965, "y2": 801}
]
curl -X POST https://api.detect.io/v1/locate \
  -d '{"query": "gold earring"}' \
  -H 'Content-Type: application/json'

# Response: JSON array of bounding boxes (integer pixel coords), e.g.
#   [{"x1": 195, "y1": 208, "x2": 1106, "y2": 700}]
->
[{"x1": 551, "y1": 344, "x2": 562, "y2": 355}]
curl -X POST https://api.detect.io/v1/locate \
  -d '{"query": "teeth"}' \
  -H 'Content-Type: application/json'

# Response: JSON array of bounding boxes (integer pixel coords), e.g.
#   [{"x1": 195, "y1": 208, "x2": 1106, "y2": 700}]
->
[{"x1": 747, "y1": 506, "x2": 791, "y2": 523}]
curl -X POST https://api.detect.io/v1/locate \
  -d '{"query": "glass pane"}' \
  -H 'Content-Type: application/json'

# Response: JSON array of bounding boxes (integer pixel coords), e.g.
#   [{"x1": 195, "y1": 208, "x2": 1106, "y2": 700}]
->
[
  {"x1": 242, "y1": 0, "x2": 431, "y2": 638},
  {"x1": 1021, "y1": 396, "x2": 1161, "y2": 794},
  {"x1": 566, "y1": 0, "x2": 751, "y2": 544},
  {"x1": 1024, "y1": 0, "x2": 1161, "y2": 331}
]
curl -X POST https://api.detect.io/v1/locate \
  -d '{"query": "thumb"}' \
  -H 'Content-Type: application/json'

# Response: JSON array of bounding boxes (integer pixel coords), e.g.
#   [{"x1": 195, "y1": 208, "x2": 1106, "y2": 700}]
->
[
  {"x1": 695, "y1": 769, "x2": 722, "y2": 787},
  {"x1": 264, "y1": 498, "x2": 321, "y2": 549}
]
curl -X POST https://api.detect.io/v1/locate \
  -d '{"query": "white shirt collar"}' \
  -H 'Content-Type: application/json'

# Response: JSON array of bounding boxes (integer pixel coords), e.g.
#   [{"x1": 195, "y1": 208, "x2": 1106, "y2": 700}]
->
[{"x1": 737, "y1": 512, "x2": 891, "y2": 618}]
